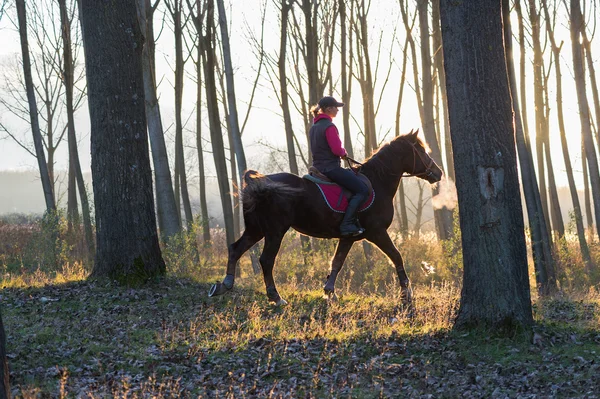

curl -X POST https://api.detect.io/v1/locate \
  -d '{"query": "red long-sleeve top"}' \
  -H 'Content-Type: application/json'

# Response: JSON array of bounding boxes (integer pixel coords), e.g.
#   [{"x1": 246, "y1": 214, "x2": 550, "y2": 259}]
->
[{"x1": 313, "y1": 114, "x2": 347, "y2": 157}]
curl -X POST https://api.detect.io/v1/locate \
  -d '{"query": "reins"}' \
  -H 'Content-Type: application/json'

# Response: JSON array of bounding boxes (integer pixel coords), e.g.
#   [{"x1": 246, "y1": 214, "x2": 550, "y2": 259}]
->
[{"x1": 344, "y1": 139, "x2": 435, "y2": 179}]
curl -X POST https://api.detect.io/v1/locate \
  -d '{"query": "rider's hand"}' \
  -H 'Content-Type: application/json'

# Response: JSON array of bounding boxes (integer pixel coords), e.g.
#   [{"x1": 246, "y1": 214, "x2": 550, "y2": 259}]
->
[{"x1": 341, "y1": 154, "x2": 348, "y2": 161}]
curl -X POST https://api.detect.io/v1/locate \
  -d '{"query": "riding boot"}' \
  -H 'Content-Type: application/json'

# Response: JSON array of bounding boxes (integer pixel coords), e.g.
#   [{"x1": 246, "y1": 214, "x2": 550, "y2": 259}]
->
[{"x1": 340, "y1": 195, "x2": 366, "y2": 237}]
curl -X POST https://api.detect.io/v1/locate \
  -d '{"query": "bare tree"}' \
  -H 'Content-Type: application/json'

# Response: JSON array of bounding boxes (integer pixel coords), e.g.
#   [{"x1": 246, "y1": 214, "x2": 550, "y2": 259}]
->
[
  {"x1": 504, "y1": 0, "x2": 556, "y2": 294},
  {"x1": 194, "y1": 48, "x2": 211, "y2": 245},
  {"x1": 0, "y1": 5, "x2": 10, "y2": 395},
  {"x1": 570, "y1": 0, "x2": 600, "y2": 240},
  {"x1": 216, "y1": 0, "x2": 246, "y2": 180},
  {"x1": 417, "y1": 0, "x2": 453, "y2": 240},
  {"x1": 165, "y1": 0, "x2": 195, "y2": 229},
  {"x1": 191, "y1": 0, "x2": 235, "y2": 245},
  {"x1": 15, "y1": 0, "x2": 55, "y2": 212},
  {"x1": 581, "y1": 30, "x2": 600, "y2": 153},
  {"x1": 80, "y1": 0, "x2": 165, "y2": 281},
  {"x1": 440, "y1": 0, "x2": 533, "y2": 329},
  {"x1": 542, "y1": 0, "x2": 591, "y2": 267},
  {"x1": 136, "y1": 0, "x2": 182, "y2": 241},
  {"x1": 0, "y1": 309, "x2": 8, "y2": 399},
  {"x1": 431, "y1": 0, "x2": 453, "y2": 181},
  {"x1": 339, "y1": 0, "x2": 354, "y2": 158},
  {"x1": 58, "y1": 0, "x2": 94, "y2": 257}
]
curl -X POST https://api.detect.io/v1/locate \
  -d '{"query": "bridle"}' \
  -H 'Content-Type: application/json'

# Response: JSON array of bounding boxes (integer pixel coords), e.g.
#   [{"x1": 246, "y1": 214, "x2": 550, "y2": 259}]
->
[
  {"x1": 343, "y1": 138, "x2": 436, "y2": 179},
  {"x1": 401, "y1": 139, "x2": 436, "y2": 179}
]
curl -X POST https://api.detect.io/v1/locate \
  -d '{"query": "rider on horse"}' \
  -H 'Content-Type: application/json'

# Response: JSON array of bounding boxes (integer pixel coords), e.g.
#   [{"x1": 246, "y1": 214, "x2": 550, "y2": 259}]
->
[{"x1": 309, "y1": 96, "x2": 369, "y2": 237}]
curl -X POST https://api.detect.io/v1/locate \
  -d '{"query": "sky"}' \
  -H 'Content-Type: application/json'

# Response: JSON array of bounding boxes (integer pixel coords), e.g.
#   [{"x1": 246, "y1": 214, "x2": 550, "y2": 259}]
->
[{"x1": 0, "y1": 1, "x2": 599, "y2": 216}]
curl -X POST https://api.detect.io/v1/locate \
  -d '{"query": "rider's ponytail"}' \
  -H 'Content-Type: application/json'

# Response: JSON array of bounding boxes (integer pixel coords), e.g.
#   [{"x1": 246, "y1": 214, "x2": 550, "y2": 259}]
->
[{"x1": 310, "y1": 104, "x2": 320, "y2": 118}]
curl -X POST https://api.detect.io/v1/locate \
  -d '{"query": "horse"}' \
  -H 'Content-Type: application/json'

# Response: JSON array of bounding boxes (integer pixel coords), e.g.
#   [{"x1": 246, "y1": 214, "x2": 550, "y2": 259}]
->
[{"x1": 209, "y1": 129, "x2": 443, "y2": 306}]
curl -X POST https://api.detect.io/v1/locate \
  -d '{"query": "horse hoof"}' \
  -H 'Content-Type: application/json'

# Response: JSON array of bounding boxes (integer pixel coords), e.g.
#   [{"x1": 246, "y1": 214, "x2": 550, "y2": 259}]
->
[
  {"x1": 208, "y1": 281, "x2": 230, "y2": 297},
  {"x1": 275, "y1": 298, "x2": 288, "y2": 306},
  {"x1": 324, "y1": 292, "x2": 338, "y2": 302}
]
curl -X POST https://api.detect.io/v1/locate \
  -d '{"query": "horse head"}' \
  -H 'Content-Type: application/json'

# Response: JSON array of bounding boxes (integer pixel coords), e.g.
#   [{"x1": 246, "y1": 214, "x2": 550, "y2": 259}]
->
[{"x1": 399, "y1": 129, "x2": 443, "y2": 184}]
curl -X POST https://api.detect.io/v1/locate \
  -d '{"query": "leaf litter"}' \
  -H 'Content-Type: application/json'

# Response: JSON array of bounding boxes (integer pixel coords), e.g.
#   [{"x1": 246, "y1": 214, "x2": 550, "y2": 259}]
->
[{"x1": 2, "y1": 278, "x2": 600, "y2": 398}]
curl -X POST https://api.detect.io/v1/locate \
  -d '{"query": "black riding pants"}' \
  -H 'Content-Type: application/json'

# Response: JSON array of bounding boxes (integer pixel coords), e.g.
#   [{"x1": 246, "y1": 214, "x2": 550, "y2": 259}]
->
[{"x1": 322, "y1": 167, "x2": 369, "y2": 201}]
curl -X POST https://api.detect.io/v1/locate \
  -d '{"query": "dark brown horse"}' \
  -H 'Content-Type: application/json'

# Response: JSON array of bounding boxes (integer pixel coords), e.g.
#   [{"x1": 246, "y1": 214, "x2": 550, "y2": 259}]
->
[{"x1": 209, "y1": 130, "x2": 443, "y2": 306}]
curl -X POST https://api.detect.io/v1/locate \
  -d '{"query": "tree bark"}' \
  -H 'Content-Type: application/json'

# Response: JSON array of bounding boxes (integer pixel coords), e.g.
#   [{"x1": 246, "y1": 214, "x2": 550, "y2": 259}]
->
[
  {"x1": 440, "y1": 0, "x2": 533, "y2": 329},
  {"x1": 16, "y1": 0, "x2": 56, "y2": 212},
  {"x1": 199, "y1": 0, "x2": 235, "y2": 246},
  {"x1": 418, "y1": 0, "x2": 453, "y2": 241},
  {"x1": 581, "y1": 33, "x2": 600, "y2": 153},
  {"x1": 216, "y1": 0, "x2": 247, "y2": 180},
  {"x1": 137, "y1": 0, "x2": 181, "y2": 241},
  {"x1": 570, "y1": 0, "x2": 600, "y2": 238},
  {"x1": 432, "y1": 0, "x2": 454, "y2": 181},
  {"x1": 541, "y1": 0, "x2": 590, "y2": 267},
  {"x1": 59, "y1": 0, "x2": 95, "y2": 257},
  {"x1": 0, "y1": 310, "x2": 9, "y2": 399},
  {"x1": 339, "y1": 0, "x2": 353, "y2": 158},
  {"x1": 168, "y1": 0, "x2": 194, "y2": 228},
  {"x1": 195, "y1": 41, "x2": 211, "y2": 246},
  {"x1": 504, "y1": 0, "x2": 555, "y2": 294},
  {"x1": 581, "y1": 138, "x2": 594, "y2": 231},
  {"x1": 80, "y1": 0, "x2": 165, "y2": 281},
  {"x1": 279, "y1": 0, "x2": 299, "y2": 173},
  {"x1": 528, "y1": 0, "x2": 554, "y2": 241}
]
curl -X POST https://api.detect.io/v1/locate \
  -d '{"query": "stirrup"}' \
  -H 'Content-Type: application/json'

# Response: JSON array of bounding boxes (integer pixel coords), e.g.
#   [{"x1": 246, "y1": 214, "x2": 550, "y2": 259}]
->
[{"x1": 340, "y1": 224, "x2": 365, "y2": 237}]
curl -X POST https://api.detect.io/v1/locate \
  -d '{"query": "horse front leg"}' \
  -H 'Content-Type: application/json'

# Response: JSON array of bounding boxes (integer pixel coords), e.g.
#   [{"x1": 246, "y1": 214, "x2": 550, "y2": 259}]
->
[
  {"x1": 366, "y1": 231, "x2": 413, "y2": 307},
  {"x1": 324, "y1": 238, "x2": 354, "y2": 299},
  {"x1": 209, "y1": 229, "x2": 263, "y2": 297},
  {"x1": 260, "y1": 232, "x2": 286, "y2": 306}
]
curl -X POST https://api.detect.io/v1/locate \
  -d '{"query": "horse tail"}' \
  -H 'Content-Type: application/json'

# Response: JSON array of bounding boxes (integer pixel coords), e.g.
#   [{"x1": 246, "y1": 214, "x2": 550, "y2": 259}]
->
[{"x1": 242, "y1": 170, "x2": 300, "y2": 233}]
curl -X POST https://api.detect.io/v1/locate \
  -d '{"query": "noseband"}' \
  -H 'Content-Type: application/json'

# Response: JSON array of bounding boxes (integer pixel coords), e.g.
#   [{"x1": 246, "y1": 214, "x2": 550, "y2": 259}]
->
[{"x1": 401, "y1": 139, "x2": 436, "y2": 179}]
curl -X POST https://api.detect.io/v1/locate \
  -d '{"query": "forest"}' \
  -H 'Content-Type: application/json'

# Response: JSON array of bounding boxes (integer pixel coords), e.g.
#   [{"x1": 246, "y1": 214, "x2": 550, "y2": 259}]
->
[{"x1": 0, "y1": 0, "x2": 600, "y2": 397}]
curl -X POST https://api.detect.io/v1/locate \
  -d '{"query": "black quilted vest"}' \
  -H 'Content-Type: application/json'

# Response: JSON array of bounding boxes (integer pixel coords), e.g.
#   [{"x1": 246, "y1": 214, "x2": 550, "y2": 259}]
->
[{"x1": 309, "y1": 118, "x2": 341, "y2": 172}]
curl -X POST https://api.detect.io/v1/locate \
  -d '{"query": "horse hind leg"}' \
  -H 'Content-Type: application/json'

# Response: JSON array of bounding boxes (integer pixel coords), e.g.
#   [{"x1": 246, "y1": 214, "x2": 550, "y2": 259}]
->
[{"x1": 208, "y1": 228, "x2": 263, "y2": 297}]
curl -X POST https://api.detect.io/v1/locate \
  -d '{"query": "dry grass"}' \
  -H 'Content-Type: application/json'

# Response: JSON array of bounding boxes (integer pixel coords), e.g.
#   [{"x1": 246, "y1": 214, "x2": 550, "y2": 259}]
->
[{"x1": 2, "y1": 219, "x2": 600, "y2": 397}]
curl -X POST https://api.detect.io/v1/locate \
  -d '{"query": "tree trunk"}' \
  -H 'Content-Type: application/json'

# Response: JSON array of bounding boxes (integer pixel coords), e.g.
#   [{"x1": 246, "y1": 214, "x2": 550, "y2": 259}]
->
[
  {"x1": 395, "y1": 33, "x2": 409, "y2": 240},
  {"x1": 280, "y1": 0, "x2": 299, "y2": 173},
  {"x1": 528, "y1": 0, "x2": 553, "y2": 240},
  {"x1": 515, "y1": 0, "x2": 531, "y2": 165},
  {"x1": 418, "y1": 0, "x2": 453, "y2": 241},
  {"x1": 440, "y1": 0, "x2": 533, "y2": 329},
  {"x1": 503, "y1": 0, "x2": 555, "y2": 294},
  {"x1": 354, "y1": 0, "x2": 377, "y2": 154},
  {"x1": 16, "y1": 0, "x2": 55, "y2": 212},
  {"x1": 59, "y1": 0, "x2": 95, "y2": 257},
  {"x1": 170, "y1": 0, "x2": 194, "y2": 228},
  {"x1": 195, "y1": 40, "x2": 211, "y2": 245},
  {"x1": 216, "y1": 0, "x2": 247, "y2": 180},
  {"x1": 581, "y1": 33, "x2": 600, "y2": 152},
  {"x1": 432, "y1": 0, "x2": 454, "y2": 181},
  {"x1": 397, "y1": 180, "x2": 409, "y2": 239},
  {"x1": 581, "y1": 138, "x2": 594, "y2": 231},
  {"x1": 80, "y1": 0, "x2": 165, "y2": 282},
  {"x1": 0, "y1": 310, "x2": 9, "y2": 399},
  {"x1": 570, "y1": 0, "x2": 600, "y2": 239},
  {"x1": 339, "y1": 0, "x2": 353, "y2": 158},
  {"x1": 200, "y1": 0, "x2": 235, "y2": 246},
  {"x1": 137, "y1": 0, "x2": 181, "y2": 241},
  {"x1": 542, "y1": 0, "x2": 591, "y2": 266}
]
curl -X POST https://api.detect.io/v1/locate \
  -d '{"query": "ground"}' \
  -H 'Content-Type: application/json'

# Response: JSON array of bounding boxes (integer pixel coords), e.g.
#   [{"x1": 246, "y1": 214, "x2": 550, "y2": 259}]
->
[{"x1": 3, "y1": 276, "x2": 600, "y2": 398}]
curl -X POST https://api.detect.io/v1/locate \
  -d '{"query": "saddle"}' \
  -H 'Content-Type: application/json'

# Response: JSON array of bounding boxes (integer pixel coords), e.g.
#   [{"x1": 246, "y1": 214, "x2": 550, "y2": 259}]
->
[{"x1": 303, "y1": 166, "x2": 375, "y2": 213}]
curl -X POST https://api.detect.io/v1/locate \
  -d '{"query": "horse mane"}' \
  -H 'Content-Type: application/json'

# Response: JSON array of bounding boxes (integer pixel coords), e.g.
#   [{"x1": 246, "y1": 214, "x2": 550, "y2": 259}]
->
[{"x1": 362, "y1": 130, "x2": 428, "y2": 177}]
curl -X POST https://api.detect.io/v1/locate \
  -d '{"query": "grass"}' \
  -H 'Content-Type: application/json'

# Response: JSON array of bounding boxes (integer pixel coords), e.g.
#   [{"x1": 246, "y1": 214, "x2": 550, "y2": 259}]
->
[
  {"x1": 3, "y1": 267, "x2": 600, "y2": 398},
  {"x1": 1, "y1": 221, "x2": 600, "y2": 397}
]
